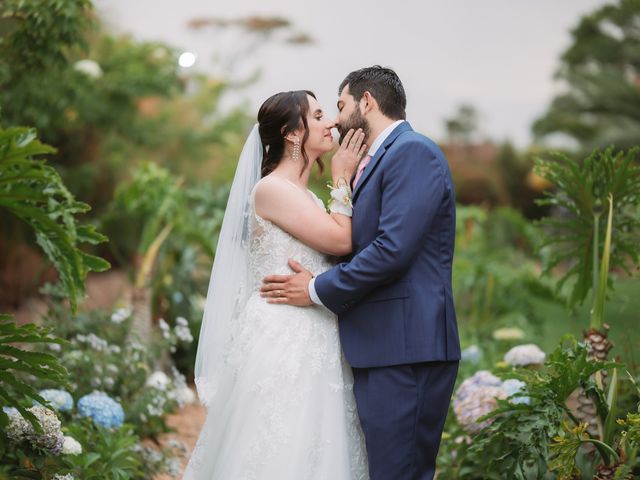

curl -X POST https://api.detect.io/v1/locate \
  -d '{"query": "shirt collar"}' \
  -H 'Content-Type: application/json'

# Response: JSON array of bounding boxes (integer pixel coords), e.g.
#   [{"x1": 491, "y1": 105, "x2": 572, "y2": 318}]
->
[{"x1": 368, "y1": 120, "x2": 405, "y2": 157}]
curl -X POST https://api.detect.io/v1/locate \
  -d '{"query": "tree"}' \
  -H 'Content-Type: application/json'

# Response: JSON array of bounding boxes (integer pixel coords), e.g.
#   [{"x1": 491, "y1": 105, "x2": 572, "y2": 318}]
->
[
  {"x1": 533, "y1": 0, "x2": 640, "y2": 151},
  {"x1": 445, "y1": 104, "x2": 479, "y2": 145}
]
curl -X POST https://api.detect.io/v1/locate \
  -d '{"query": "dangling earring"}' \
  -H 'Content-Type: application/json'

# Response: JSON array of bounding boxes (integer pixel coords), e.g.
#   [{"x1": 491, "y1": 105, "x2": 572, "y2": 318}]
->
[{"x1": 292, "y1": 138, "x2": 300, "y2": 162}]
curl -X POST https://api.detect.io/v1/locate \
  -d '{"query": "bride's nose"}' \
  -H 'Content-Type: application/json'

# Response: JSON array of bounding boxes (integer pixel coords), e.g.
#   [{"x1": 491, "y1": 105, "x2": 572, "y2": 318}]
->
[{"x1": 325, "y1": 119, "x2": 336, "y2": 131}]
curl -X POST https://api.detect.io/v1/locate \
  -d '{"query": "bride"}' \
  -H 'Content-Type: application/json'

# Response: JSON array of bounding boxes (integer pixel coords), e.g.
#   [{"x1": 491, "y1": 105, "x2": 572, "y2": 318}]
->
[{"x1": 183, "y1": 90, "x2": 369, "y2": 479}]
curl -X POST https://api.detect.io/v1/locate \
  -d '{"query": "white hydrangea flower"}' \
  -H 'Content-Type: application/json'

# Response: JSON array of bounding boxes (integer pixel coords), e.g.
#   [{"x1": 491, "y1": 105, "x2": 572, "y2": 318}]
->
[
  {"x1": 53, "y1": 475, "x2": 75, "y2": 480},
  {"x1": 74, "y1": 59, "x2": 103, "y2": 79},
  {"x1": 173, "y1": 386, "x2": 196, "y2": 406},
  {"x1": 62, "y1": 435, "x2": 82, "y2": 455},
  {"x1": 158, "y1": 318, "x2": 171, "y2": 339},
  {"x1": 175, "y1": 324, "x2": 193, "y2": 343},
  {"x1": 146, "y1": 371, "x2": 171, "y2": 391},
  {"x1": 492, "y1": 327, "x2": 525, "y2": 341},
  {"x1": 504, "y1": 344, "x2": 546, "y2": 366},
  {"x1": 6, "y1": 406, "x2": 65, "y2": 454},
  {"x1": 110, "y1": 307, "x2": 131, "y2": 324},
  {"x1": 176, "y1": 316, "x2": 188, "y2": 327}
]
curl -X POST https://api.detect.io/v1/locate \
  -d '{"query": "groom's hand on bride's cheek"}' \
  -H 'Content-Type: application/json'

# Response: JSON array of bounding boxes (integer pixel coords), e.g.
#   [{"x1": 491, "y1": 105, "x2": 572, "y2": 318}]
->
[{"x1": 260, "y1": 259, "x2": 313, "y2": 306}]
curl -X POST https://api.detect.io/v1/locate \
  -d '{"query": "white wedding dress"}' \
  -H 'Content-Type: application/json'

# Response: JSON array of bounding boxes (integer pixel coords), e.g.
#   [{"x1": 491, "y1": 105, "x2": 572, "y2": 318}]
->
[{"x1": 183, "y1": 185, "x2": 369, "y2": 480}]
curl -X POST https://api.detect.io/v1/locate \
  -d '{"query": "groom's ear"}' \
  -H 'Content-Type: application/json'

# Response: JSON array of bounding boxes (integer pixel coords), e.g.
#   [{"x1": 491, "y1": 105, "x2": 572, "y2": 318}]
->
[{"x1": 361, "y1": 91, "x2": 377, "y2": 114}]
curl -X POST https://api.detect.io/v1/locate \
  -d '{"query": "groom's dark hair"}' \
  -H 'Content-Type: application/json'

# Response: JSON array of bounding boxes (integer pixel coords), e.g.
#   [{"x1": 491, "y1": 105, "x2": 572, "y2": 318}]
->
[{"x1": 339, "y1": 66, "x2": 406, "y2": 120}]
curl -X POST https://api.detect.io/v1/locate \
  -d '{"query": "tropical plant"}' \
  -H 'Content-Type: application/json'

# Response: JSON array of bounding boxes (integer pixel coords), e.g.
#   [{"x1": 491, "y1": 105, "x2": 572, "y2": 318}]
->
[
  {"x1": 0, "y1": 314, "x2": 68, "y2": 435},
  {"x1": 100, "y1": 162, "x2": 226, "y2": 347},
  {"x1": 547, "y1": 369, "x2": 640, "y2": 479},
  {"x1": 535, "y1": 147, "x2": 640, "y2": 442},
  {"x1": 534, "y1": 147, "x2": 640, "y2": 309},
  {"x1": 439, "y1": 337, "x2": 622, "y2": 479},
  {"x1": 0, "y1": 127, "x2": 110, "y2": 312}
]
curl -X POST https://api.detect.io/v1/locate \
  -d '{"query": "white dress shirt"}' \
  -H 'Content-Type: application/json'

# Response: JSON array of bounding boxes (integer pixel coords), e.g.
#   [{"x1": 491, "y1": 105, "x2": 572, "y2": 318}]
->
[{"x1": 308, "y1": 120, "x2": 406, "y2": 306}]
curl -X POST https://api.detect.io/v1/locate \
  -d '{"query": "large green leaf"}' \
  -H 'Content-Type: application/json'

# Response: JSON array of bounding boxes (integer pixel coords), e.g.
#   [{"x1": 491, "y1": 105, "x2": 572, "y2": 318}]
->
[
  {"x1": 0, "y1": 315, "x2": 69, "y2": 431},
  {"x1": 0, "y1": 127, "x2": 110, "y2": 312},
  {"x1": 534, "y1": 147, "x2": 640, "y2": 308}
]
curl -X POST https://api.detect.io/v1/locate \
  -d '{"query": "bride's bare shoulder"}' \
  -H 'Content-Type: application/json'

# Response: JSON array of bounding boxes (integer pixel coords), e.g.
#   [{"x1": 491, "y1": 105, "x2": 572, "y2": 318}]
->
[
  {"x1": 255, "y1": 175, "x2": 304, "y2": 203},
  {"x1": 254, "y1": 175, "x2": 309, "y2": 219}
]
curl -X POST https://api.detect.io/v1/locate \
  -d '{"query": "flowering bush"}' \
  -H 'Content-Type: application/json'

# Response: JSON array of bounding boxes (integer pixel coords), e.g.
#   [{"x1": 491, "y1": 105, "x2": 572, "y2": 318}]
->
[
  {"x1": 62, "y1": 435, "x2": 82, "y2": 455},
  {"x1": 37, "y1": 389, "x2": 75, "y2": 412},
  {"x1": 503, "y1": 343, "x2": 545, "y2": 366},
  {"x1": 452, "y1": 371, "x2": 532, "y2": 433},
  {"x1": 77, "y1": 391, "x2": 125, "y2": 429},
  {"x1": 4, "y1": 405, "x2": 65, "y2": 454},
  {"x1": 492, "y1": 327, "x2": 525, "y2": 341},
  {"x1": 460, "y1": 345, "x2": 482, "y2": 364}
]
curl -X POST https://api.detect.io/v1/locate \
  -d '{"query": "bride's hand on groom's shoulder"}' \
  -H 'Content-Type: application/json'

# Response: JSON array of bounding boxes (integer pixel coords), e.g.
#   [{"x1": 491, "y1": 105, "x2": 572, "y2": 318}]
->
[
  {"x1": 331, "y1": 128, "x2": 366, "y2": 185},
  {"x1": 260, "y1": 259, "x2": 314, "y2": 307}
]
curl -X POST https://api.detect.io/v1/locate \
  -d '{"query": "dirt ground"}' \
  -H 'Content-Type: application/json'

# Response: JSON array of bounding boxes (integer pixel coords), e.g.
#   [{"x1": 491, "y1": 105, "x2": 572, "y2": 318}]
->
[{"x1": 154, "y1": 399, "x2": 206, "y2": 479}]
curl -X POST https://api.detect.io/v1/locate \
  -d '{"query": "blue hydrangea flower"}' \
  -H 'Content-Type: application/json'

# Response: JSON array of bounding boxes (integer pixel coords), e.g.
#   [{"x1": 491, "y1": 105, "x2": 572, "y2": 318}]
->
[
  {"x1": 2, "y1": 406, "x2": 19, "y2": 416},
  {"x1": 36, "y1": 389, "x2": 74, "y2": 412},
  {"x1": 77, "y1": 391, "x2": 124, "y2": 429},
  {"x1": 461, "y1": 345, "x2": 482, "y2": 364},
  {"x1": 501, "y1": 378, "x2": 531, "y2": 405}
]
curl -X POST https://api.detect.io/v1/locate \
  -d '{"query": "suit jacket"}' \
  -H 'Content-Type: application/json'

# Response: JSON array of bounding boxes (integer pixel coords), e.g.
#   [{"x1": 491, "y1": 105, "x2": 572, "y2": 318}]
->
[{"x1": 315, "y1": 121, "x2": 461, "y2": 367}]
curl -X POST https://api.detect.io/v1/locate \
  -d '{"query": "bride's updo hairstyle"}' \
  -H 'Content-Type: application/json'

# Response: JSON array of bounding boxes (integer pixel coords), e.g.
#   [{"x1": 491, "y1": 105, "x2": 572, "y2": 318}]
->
[{"x1": 257, "y1": 90, "x2": 323, "y2": 177}]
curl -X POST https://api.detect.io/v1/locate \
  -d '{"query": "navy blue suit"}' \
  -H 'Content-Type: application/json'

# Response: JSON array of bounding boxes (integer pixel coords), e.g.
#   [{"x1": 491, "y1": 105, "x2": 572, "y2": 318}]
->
[{"x1": 315, "y1": 121, "x2": 460, "y2": 479}]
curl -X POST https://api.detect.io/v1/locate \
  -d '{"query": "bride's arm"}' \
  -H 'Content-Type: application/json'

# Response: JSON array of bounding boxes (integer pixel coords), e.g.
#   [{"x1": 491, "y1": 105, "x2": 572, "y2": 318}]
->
[{"x1": 255, "y1": 178, "x2": 352, "y2": 256}]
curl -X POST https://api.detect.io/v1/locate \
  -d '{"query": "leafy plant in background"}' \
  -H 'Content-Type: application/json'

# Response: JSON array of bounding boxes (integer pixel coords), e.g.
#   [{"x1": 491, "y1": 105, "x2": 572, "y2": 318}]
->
[
  {"x1": 438, "y1": 337, "x2": 623, "y2": 479},
  {"x1": 0, "y1": 315, "x2": 68, "y2": 438},
  {"x1": 38, "y1": 295, "x2": 194, "y2": 438},
  {"x1": 63, "y1": 419, "x2": 144, "y2": 480},
  {"x1": 100, "y1": 163, "x2": 226, "y2": 365},
  {"x1": 0, "y1": 0, "x2": 253, "y2": 314},
  {"x1": 535, "y1": 147, "x2": 640, "y2": 438},
  {"x1": 0, "y1": 127, "x2": 110, "y2": 312},
  {"x1": 534, "y1": 147, "x2": 640, "y2": 309},
  {"x1": 453, "y1": 205, "x2": 559, "y2": 365}
]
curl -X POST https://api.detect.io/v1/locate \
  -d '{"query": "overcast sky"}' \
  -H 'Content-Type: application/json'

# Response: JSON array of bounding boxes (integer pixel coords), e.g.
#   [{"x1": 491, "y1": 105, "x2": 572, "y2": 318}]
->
[{"x1": 95, "y1": 0, "x2": 609, "y2": 147}]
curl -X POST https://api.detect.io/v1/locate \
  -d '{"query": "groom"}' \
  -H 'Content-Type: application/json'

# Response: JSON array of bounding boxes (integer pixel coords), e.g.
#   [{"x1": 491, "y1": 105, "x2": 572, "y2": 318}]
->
[{"x1": 262, "y1": 66, "x2": 460, "y2": 480}]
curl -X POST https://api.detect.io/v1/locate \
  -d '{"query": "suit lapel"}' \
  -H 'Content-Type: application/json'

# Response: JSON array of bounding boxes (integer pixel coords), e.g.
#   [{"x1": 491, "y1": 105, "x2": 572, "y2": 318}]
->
[{"x1": 352, "y1": 121, "x2": 412, "y2": 203}]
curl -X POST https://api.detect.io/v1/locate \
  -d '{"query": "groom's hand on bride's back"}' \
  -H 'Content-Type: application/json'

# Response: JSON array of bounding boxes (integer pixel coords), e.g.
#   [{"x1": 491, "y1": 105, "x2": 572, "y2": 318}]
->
[{"x1": 261, "y1": 259, "x2": 314, "y2": 306}]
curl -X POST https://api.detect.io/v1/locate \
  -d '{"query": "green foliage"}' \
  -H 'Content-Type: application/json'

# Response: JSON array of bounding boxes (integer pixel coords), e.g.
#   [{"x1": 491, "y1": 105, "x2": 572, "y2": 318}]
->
[
  {"x1": 533, "y1": 0, "x2": 640, "y2": 150},
  {"x1": 0, "y1": 127, "x2": 110, "y2": 312},
  {"x1": 534, "y1": 147, "x2": 640, "y2": 308},
  {"x1": 37, "y1": 298, "x2": 191, "y2": 439},
  {"x1": 0, "y1": 314, "x2": 68, "y2": 434},
  {"x1": 548, "y1": 421, "x2": 590, "y2": 480},
  {"x1": 445, "y1": 337, "x2": 621, "y2": 479},
  {"x1": 64, "y1": 419, "x2": 144, "y2": 479},
  {"x1": 444, "y1": 104, "x2": 479, "y2": 144},
  {"x1": 0, "y1": 0, "x2": 93, "y2": 72},
  {"x1": 453, "y1": 205, "x2": 559, "y2": 351},
  {"x1": 100, "y1": 164, "x2": 227, "y2": 375}
]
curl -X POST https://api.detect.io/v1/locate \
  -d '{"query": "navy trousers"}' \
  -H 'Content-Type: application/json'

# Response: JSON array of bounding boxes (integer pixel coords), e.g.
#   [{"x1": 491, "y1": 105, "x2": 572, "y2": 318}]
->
[{"x1": 352, "y1": 361, "x2": 459, "y2": 480}]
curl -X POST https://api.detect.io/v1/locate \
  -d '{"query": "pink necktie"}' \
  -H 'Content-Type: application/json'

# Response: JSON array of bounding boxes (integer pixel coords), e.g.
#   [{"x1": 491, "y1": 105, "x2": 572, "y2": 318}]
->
[{"x1": 353, "y1": 154, "x2": 372, "y2": 188}]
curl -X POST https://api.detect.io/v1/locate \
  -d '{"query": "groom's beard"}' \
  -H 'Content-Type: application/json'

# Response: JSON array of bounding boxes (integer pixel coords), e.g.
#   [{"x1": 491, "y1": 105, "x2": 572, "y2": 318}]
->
[{"x1": 338, "y1": 108, "x2": 371, "y2": 146}]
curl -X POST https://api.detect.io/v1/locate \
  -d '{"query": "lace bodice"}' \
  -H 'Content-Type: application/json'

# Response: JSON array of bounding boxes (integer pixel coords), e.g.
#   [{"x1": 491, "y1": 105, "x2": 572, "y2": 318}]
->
[{"x1": 247, "y1": 186, "x2": 334, "y2": 291}]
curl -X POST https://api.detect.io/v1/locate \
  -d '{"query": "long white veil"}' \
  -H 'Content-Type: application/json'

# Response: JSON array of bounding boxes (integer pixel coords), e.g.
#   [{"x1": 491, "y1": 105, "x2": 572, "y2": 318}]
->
[{"x1": 194, "y1": 124, "x2": 262, "y2": 406}]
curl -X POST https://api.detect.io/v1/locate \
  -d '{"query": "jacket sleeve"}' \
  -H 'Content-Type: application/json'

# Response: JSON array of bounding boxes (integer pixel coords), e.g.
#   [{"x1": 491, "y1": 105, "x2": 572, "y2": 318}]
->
[{"x1": 314, "y1": 139, "x2": 446, "y2": 314}]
